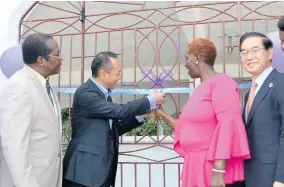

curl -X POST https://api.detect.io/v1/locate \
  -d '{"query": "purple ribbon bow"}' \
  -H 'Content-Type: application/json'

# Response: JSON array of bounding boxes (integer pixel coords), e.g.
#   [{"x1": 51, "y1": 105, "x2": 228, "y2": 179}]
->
[{"x1": 141, "y1": 68, "x2": 172, "y2": 87}]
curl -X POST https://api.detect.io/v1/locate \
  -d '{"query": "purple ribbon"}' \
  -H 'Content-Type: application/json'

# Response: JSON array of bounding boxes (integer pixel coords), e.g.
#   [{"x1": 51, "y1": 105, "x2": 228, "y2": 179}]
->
[{"x1": 141, "y1": 68, "x2": 172, "y2": 87}]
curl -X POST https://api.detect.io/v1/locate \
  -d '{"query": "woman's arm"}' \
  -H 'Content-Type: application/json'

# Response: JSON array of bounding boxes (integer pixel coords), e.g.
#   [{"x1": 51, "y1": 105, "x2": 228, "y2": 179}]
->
[
  {"x1": 156, "y1": 108, "x2": 176, "y2": 129},
  {"x1": 211, "y1": 160, "x2": 227, "y2": 187},
  {"x1": 213, "y1": 160, "x2": 227, "y2": 171}
]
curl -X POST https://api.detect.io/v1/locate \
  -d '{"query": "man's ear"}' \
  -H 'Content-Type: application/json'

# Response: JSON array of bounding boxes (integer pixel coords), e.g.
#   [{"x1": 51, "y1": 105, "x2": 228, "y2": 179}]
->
[
  {"x1": 99, "y1": 69, "x2": 106, "y2": 80},
  {"x1": 268, "y1": 48, "x2": 273, "y2": 61},
  {"x1": 37, "y1": 56, "x2": 45, "y2": 67}
]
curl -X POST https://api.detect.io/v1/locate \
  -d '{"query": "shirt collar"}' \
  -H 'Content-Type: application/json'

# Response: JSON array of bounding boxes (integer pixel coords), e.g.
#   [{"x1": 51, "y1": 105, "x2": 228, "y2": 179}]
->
[
  {"x1": 91, "y1": 77, "x2": 112, "y2": 96},
  {"x1": 26, "y1": 65, "x2": 47, "y2": 86},
  {"x1": 253, "y1": 66, "x2": 274, "y2": 86}
]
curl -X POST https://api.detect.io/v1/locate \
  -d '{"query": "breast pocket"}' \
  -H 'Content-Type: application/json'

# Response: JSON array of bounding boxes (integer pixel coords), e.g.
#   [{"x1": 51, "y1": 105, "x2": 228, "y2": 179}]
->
[{"x1": 76, "y1": 143, "x2": 101, "y2": 155}]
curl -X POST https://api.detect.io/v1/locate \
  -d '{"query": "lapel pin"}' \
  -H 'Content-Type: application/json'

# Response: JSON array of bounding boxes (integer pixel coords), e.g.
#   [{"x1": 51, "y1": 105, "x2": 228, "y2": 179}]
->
[{"x1": 269, "y1": 83, "x2": 273, "y2": 88}]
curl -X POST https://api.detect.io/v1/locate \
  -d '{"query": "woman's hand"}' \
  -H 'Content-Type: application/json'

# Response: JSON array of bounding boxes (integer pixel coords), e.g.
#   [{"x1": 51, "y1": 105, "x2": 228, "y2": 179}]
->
[
  {"x1": 211, "y1": 172, "x2": 225, "y2": 187},
  {"x1": 155, "y1": 107, "x2": 165, "y2": 117}
]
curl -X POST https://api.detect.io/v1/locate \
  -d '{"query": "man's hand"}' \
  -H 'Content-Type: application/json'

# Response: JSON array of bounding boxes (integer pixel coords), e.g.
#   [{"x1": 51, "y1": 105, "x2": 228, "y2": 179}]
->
[
  {"x1": 274, "y1": 182, "x2": 284, "y2": 187},
  {"x1": 151, "y1": 92, "x2": 166, "y2": 105},
  {"x1": 140, "y1": 113, "x2": 153, "y2": 118},
  {"x1": 156, "y1": 107, "x2": 165, "y2": 116}
]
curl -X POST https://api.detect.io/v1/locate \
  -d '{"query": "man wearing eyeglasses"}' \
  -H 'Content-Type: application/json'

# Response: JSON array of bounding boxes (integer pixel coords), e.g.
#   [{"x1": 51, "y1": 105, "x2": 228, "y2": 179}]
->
[
  {"x1": 0, "y1": 33, "x2": 63, "y2": 187},
  {"x1": 240, "y1": 32, "x2": 284, "y2": 187}
]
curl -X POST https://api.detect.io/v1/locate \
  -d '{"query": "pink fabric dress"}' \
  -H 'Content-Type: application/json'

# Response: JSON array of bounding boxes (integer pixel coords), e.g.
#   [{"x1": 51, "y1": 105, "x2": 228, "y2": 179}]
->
[{"x1": 174, "y1": 74, "x2": 251, "y2": 187}]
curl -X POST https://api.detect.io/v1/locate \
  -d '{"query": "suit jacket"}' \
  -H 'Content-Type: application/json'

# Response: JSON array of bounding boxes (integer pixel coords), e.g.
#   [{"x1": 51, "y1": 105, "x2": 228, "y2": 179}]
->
[
  {"x1": 0, "y1": 65, "x2": 62, "y2": 187},
  {"x1": 63, "y1": 79, "x2": 151, "y2": 187},
  {"x1": 243, "y1": 69, "x2": 284, "y2": 183}
]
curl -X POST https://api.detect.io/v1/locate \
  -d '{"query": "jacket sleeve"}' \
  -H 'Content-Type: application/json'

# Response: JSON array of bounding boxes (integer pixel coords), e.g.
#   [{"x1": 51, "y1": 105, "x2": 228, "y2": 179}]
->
[
  {"x1": 0, "y1": 83, "x2": 40, "y2": 187},
  {"x1": 117, "y1": 117, "x2": 143, "y2": 136},
  {"x1": 78, "y1": 90, "x2": 151, "y2": 120},
  {"x1": 274, "y1": 74, "x2": 284, "y2": 183}
]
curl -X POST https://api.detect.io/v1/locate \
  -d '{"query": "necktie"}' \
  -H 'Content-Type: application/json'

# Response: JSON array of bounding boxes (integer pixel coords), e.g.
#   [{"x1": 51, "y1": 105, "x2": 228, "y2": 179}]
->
[
  {"x1": 107, "y1": 96, "x2": 113, "y2": 130},
  {"x1": 247, "y1": 81, "x2": 258, "y2": 113},
  {"x1": 46, "y1": 79, "x2": 54, "y2": 106}
]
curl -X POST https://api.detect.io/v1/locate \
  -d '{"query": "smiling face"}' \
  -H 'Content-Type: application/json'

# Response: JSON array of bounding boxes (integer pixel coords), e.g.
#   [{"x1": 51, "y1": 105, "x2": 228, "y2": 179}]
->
[
  {"x1": 98, "y1": 57, "x2": 121, "y2": 89},
  {"x1": 240, "y1": 36, "x2": 273, "y2": 77}
]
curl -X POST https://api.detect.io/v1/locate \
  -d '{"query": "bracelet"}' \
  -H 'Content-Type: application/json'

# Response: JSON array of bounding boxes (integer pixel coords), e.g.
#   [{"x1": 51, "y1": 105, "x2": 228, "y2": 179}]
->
[{"x1": 212, "y1": 168, "x2": 225, "y2": 173}]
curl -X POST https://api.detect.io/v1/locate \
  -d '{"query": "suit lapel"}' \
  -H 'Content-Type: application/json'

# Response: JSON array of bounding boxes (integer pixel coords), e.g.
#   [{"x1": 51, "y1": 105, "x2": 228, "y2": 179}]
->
[
  {"x1": 23, "y1": 66, "x2": 58, "y2": 123},
  {"x1": 107, "y1": 95, "x2": 118, "y2": 138},
  {"x1": 243, "y1": 91, "x2": 249, "y2": 125},
  {"x1": 87, "y1": 79, "x2": 116, "y2": 135},
  {"x1": 51, "y1": 88, "x2": 62, "y2": 134},
  {"x1": 247, "y1": 69, "x2": 278, "y2": 125},
  {"x1": 87, "y1": 79, "x2": 105, "y2": 97}
]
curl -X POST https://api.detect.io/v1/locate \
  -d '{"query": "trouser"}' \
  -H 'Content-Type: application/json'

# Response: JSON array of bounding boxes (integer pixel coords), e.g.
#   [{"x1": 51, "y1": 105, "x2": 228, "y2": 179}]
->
[
  {"x1": 226, "y1": 181, "x2": 246, "y2": 187},
  {"x1": 62, "y1": 175, "x2": 111, "y2": 187}
]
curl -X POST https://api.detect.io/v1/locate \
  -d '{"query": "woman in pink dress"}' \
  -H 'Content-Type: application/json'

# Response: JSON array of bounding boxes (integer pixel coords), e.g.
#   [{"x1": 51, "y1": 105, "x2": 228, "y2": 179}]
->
[{"x1": 156, "y1": 38, "x2": 251, "y2": 187}]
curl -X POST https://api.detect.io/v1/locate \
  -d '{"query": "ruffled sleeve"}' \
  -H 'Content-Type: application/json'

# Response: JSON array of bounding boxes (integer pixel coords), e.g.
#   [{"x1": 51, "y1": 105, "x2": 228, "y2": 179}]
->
[
  {"x1": 173, "y1": 120, "x2": 187, "y2": 158},
  {"x1": 207, "y1": 76, "x2": 251, "y2": 161}
]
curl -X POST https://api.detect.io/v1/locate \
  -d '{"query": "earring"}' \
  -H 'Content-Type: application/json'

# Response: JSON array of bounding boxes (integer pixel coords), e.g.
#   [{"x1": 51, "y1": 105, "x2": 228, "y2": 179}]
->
[{"x1": 196, "y1": 61, "x2": 198, "y2": 64}]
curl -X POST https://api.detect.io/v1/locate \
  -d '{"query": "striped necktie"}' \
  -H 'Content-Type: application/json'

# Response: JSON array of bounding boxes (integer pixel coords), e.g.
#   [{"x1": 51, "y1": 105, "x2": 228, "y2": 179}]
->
[{"x1": 46, "y1": 79, "x2": 54, "y2": 106}]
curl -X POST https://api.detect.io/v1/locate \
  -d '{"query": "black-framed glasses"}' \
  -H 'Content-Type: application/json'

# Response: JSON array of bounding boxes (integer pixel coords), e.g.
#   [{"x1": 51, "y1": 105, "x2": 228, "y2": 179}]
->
[{"x1": 47, "y1": 55, "x2": 63, "y2": 60}]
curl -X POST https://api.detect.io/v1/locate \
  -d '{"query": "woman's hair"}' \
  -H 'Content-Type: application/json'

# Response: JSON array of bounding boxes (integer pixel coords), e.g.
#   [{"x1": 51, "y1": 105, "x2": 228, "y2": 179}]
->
[{"x1": 188, "y1": 38, "x2": 217, "y2": 66}]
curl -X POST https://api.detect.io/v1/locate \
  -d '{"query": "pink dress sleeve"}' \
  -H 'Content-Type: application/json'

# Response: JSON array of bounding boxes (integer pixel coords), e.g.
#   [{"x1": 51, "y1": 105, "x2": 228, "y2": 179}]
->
[
  {"x1": 207, "y1": 76, "x2": 251, "y2": 161},
  {"x1": 173, "y1": 120, "x2": 187, "y2": 158}
]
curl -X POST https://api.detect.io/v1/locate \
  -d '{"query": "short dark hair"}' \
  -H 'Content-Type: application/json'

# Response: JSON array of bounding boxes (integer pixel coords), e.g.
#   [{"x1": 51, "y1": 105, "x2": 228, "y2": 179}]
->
[
  {"x1": 91, "y1": 51, "x2": 118, "y2": 77},
  {"x1": 22, "y1": 33, "x2": 54, "y2": 64},
  {"x1": 277, "y1": 16, "x2": 284, "y2": 31},
  {"x1": 239, "y1": 32, "x2": 273, "y2": 52}
]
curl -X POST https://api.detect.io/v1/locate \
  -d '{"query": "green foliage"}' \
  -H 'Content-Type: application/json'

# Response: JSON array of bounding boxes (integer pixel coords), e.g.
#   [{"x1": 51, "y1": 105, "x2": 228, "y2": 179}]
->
[
  {"x1": 61, "y1": 108, "x2": 72, "y2": 141},
  {"x1": 61, "y1": 107, "x2": 176, "y2": 138},
  {"x1": 124, "y1": 113, "x2": 176, "y2": 136}
]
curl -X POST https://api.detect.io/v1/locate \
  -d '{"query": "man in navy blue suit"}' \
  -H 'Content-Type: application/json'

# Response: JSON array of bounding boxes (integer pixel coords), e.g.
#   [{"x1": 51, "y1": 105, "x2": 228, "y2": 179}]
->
[
  {"x1": 240, "y1": 32, "x2": 284, "y2": 187},
  {"x1": 63, "y1": 51, "x2": 166, "y2": 187}
]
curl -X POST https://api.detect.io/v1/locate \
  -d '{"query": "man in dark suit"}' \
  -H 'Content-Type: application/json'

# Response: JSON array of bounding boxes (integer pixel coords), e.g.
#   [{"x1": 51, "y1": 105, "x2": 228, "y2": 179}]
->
[
  {"x1": 277, "y1": 15, "x2": 284, "y2": 51},
  {"x1": 62, "y1": 51, "x2": 166, "y2": 187},
  {"x1": 240, "y1": 32, "x2": 284, "y2": 187}
]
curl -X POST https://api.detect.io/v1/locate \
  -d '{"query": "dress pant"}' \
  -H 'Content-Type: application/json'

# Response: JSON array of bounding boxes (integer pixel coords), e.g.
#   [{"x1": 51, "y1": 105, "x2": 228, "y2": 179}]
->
[
  {"x1": 62, "y1": 176, "x2": 110, "y2": 187},
  {"x1": 62, "y1": 179, "x2": 87, "y2": 187},
  {"x1": 226, "y1": 181, "x2": 246, "y2": 187}
]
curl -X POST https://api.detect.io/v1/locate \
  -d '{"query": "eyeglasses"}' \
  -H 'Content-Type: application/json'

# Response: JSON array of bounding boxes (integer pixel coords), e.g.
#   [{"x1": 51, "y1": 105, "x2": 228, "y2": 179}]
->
[
  {"x1": 240, "y1": 48, "x2": 264, "y2": 57},
  {"x1": 47, "y1": 55, "x2": 63, "y2": 60}
]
